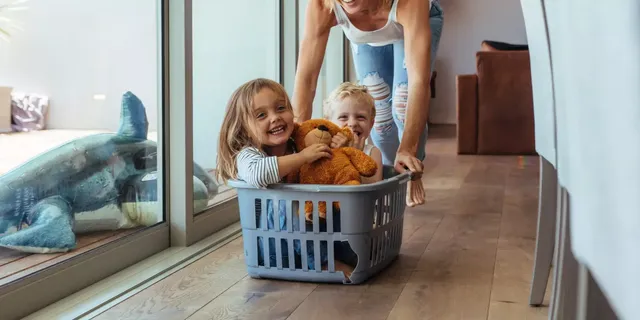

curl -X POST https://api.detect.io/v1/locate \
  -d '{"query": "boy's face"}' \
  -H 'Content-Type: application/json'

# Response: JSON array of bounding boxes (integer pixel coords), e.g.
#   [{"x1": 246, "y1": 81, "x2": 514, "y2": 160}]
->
[{"x1": 330, "y1": 96, "x2": 374, "y2": 139}]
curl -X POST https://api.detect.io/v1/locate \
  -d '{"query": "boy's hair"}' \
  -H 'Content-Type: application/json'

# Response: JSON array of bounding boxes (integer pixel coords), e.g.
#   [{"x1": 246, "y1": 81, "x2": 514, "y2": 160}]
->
[
  {"x1": 216, "y1": 78, "x2": 293, "y2": 184},
  {"x1": 323, "y1": 81, "x2": 376, "y2": 120}
]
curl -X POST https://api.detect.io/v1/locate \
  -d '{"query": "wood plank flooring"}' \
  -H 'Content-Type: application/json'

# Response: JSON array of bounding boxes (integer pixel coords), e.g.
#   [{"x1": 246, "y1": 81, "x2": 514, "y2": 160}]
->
[
  {"x1": 93, "y1": 125, "x2": 550, "y2": 320},
  {"x1": 0, "y1": 229, "x2": 141, "y2": 287}
]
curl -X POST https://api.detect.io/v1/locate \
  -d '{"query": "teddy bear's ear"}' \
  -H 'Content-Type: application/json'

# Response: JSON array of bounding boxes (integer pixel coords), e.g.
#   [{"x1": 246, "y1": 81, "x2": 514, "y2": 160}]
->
[
  {"x1": 292, "y1": 122, "x2": 300, "y2": 134},
  {"x1": 340, "y1": 126, "x2": 354, "y2": 142}
]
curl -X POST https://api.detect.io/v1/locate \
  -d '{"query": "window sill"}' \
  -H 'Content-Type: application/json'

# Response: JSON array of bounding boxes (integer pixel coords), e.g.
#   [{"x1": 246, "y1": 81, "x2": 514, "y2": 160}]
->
[{"x1": 23, "y1": 222, "x2": 242, "y2": 320}]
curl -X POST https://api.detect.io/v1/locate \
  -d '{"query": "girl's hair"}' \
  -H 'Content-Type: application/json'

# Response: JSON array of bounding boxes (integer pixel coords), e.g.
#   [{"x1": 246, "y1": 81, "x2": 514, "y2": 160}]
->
[
  {"x1": 323, "y1": 81, "x2": 376, "y2": 120},
  {"x1": 322, "y1": 0, "x2": 393, "y2": 12},
  {"x1": 216, "y1": 78, "x2": 293, "y2": 184}
]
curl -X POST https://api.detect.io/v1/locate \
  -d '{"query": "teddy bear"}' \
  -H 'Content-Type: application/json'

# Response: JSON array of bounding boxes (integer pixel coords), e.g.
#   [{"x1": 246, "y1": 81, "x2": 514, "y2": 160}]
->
[{"x1": 291, "y1": 119, "x2": 378, "y2": 221}]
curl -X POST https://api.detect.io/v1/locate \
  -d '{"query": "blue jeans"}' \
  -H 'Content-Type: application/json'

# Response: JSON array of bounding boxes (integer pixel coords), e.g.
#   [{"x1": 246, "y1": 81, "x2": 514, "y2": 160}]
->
[{"x1": 351, "y1": 1, "x2": 444, "y2": 165}]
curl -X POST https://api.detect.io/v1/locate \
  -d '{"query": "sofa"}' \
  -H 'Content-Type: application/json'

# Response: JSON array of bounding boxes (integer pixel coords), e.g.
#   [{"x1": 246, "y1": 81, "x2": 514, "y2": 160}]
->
[{"x1": 456, "y1": 41, "x2": 536, "y2": 155}]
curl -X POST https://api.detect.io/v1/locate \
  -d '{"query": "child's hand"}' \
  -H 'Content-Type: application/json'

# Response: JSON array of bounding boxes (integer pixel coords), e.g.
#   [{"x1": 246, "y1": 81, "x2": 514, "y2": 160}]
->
[
  {"x1": 350, "y1": 133, "x2": 367, "y2": 150},
  {"x1": 300, "y1": 143, "x2": 332, "y2": 164},
  {"x1": 330, "y1": 132, "x2": 350, "y2": 149}
]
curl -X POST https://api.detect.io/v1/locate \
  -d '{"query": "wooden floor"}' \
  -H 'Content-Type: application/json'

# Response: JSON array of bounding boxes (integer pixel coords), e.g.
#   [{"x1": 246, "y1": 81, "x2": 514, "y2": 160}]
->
[
  {"x1": 92, "y1": 125, "x2": 550, "y2": 320},
  {"x1": 0, "y1": 229, "x2": 141, "y2": 287}
]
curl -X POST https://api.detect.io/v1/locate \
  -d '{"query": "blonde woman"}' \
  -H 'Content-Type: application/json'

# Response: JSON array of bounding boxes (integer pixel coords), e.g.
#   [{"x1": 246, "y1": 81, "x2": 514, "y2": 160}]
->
[{"x1": 293, "y1": 0, "x2": 443, "y2": 207}]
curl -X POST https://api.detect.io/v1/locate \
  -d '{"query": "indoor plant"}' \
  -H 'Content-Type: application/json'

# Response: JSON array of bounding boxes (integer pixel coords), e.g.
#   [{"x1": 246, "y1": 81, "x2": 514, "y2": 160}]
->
[{"x1": 0, "y1": 0, "x2": 28, "y2": 42}]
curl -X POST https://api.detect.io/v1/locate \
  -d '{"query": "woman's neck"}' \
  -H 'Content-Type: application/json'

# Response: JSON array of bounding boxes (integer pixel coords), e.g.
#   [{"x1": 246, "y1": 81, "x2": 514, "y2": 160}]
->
[
  {"x1": 368, "y1": 0, "x2": 387, "y2": 13},
  {"x1": 344, "y1": 0, "x2": 392, "y2": 29},
  {"x1": 351, "y1": 0, "x2": 387, "y2": 16}
]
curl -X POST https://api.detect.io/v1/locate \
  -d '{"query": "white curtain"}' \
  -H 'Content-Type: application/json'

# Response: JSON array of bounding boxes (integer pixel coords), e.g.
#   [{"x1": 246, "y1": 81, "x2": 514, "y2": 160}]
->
[
  {"x1": 545, "y1": 0, "x2": 640, "y2": 318},
  {"x1": 520, "y1": 0, "x2": 556, "y2": 165}
]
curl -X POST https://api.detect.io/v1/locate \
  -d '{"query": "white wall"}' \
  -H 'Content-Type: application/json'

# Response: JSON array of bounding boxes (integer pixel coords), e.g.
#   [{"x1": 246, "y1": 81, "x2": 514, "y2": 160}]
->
[
  {"x1": 0, "y1": 0, "x2": 159, "y2": 131},
  {"x1": 347, "y1": 0, "x2": 528, "y2": 124}
]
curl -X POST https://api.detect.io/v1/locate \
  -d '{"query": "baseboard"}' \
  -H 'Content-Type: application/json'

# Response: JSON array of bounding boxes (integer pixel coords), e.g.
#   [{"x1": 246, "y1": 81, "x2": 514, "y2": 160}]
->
[{"x1": 22, "y1": 222, "x2": 242, "y2": 320}]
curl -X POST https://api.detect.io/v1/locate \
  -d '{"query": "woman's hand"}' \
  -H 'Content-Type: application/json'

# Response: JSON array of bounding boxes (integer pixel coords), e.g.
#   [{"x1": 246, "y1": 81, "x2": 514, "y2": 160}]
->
[
  {"x1": 394, "y1": 150, "x2": 424, "y2": 180},
  {"x1": 395, "y1": 150, "x2": 426, "y2": 207}
]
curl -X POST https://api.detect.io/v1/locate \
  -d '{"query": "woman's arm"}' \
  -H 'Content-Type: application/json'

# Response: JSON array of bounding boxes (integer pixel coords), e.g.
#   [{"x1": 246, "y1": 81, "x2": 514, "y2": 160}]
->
[
  {"x1": 395, "y1": 0, "x2": 433, "y2": 156},
  {"x1": 292, "y1": 0, "x2": 337, "y2": 122}
]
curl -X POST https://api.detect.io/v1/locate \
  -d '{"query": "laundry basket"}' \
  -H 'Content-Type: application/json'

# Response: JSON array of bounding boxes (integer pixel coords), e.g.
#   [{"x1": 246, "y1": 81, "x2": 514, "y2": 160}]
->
[{"x1": 228, "y1": 166, "x2": 411, "y2": 284}]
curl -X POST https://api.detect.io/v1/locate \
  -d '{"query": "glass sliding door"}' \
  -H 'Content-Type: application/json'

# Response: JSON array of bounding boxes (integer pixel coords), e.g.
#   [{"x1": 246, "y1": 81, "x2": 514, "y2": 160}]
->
[
  {"x1": 188, "y1": 0, "x2": 281, "y2": 240},
  {"x1": 183, "y1": 0, "x2": 348, "y2": 242},
  {"x1": 293, "y1": 0, "x2": 348, "y2": 116},
  {"x1": 0, "y1": 0, "x2": 352, "y2": 315},
  {"x1": 0, "y1": 0, "x2": 169, "y2": 318}
]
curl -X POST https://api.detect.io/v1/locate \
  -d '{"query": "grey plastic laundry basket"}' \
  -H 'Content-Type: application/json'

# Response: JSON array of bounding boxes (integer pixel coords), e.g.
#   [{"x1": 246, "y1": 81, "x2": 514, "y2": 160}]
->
[{"x1": 228, "y1": 166, "x2": 411, "y2": 284}]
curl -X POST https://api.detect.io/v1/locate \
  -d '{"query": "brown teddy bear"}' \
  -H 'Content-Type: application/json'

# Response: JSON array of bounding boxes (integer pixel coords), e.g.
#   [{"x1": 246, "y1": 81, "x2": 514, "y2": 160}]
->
[{"x1": 291, "y1": 119, "x2": 378, "y2": 221}]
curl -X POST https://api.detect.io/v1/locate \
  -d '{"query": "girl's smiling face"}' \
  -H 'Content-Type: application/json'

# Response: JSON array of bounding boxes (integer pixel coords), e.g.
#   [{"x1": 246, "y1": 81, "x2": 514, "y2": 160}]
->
[{"x1": 251, "y1": 88, "x2": 294, "y2": 147}]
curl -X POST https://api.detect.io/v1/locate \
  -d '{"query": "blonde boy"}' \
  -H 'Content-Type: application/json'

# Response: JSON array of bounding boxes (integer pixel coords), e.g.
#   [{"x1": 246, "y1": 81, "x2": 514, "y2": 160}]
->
[{"x1": 324, "y1": 82, "x2": 383, "y2": 183}]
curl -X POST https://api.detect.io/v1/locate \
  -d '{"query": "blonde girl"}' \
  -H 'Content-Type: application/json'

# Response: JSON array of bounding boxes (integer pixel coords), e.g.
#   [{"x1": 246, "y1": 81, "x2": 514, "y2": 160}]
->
[
  {"x1": 216, "y1": 78, "x2": 331, "y2": 188},
  {"x1": 216, "y1": 78, "x2": 335, "y2": 270}
]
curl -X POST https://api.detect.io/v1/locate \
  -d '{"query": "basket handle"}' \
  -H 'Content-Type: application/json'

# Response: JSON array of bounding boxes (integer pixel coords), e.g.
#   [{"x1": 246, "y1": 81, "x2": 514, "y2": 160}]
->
[{"x1": 402, "y1": 165, "x2": 418, "y2": 180}]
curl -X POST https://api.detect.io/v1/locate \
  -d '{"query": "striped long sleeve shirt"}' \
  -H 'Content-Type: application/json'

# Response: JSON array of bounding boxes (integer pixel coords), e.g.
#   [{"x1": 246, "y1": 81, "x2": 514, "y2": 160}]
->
[{"x1": 236, "y1": 147, "x2": 281, "y2": 188}]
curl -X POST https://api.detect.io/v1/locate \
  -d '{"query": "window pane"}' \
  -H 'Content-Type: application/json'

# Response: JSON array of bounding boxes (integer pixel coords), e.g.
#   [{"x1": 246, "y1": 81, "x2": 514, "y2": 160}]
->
[
  {"x1": 192, "y1": 0, "x2": 279, "y2": 214},
  {"x1": 295, "y1": 0, "x2": 346, "y2": 117},
  {"x1": 0, "y1": 0, "x2": 165, "y2": 285}
]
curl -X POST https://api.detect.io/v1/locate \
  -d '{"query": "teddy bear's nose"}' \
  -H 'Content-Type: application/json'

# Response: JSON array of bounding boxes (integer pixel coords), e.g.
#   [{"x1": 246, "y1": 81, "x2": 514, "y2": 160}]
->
[{"x1": 318, "y1": 125, "x2": 329, "y2": 132}]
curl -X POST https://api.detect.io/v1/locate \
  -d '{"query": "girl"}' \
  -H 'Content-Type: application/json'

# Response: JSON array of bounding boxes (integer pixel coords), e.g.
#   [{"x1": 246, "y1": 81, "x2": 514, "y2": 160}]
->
[
  {"x1": 216, "y1": 78, "x2": 342, "y2": 274},
  {"x1": 216, "y1": 78, "x2": 331, "y2": 188},
  {"x1": 323, "y1": 81, "x2": 384, "y2": 184}
]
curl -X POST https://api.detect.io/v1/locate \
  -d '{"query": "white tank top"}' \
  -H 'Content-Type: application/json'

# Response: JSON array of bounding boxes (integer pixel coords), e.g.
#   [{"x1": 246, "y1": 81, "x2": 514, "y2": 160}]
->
[
  {"x1": 333, "y1": 0, "x2": 433, "y2": 47},
  {"x1": 363, "y1": 144, "x2": 375, "y2": 156}
]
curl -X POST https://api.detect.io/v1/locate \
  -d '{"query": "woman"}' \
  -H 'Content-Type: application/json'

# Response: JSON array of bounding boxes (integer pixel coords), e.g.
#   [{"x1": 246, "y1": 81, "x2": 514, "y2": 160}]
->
[{"x1": 292, "y1": 0, "x2": 444, "y2": 207}]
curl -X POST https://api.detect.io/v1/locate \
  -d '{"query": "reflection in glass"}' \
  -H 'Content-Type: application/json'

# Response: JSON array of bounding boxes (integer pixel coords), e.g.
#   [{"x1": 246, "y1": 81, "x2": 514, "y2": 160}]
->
[
  {"x1": 0, "y1": 93, "x2": 160, "y2": 251},
  {"x1": 191, "y1": 0, "x2": 279, "y2": 214},
  {"x1": 0, "y1": 0, "x2": 168, "y2": 285}
]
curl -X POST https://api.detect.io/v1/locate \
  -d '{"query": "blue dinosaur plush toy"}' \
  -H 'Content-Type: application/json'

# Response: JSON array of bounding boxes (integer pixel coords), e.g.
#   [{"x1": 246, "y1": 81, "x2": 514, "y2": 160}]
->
[{"x1": 0, "y1": 91, "x2": 218, "y2": 253}]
